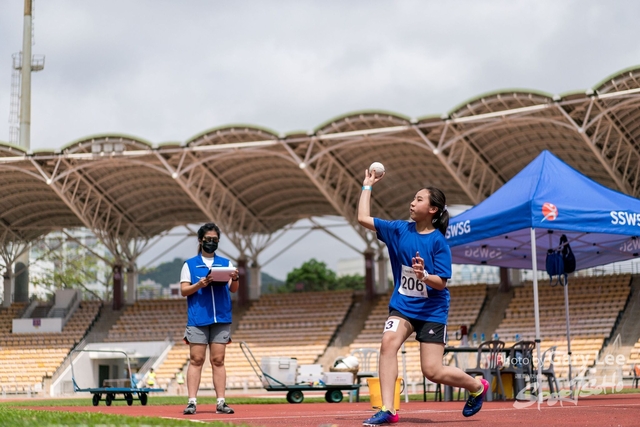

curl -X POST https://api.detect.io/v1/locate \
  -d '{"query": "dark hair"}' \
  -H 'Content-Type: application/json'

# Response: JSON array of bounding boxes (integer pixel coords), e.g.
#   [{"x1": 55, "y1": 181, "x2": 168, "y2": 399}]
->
[
  {"x1": 197, "y1": 222, "x2": 221, "y2": 254},
  {"x1": 426, "y1": 187, "x2": 449, "y2": 236}
]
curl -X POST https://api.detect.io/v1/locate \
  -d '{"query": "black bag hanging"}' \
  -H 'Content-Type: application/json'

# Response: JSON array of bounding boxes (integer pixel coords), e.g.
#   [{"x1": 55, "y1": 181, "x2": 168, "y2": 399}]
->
[
  {"x1": 545, "y1": 249, "x2": 564, "y2": 287},
  {"x1": 560, "y1": 234, "x2": 576, "y2": 274}
]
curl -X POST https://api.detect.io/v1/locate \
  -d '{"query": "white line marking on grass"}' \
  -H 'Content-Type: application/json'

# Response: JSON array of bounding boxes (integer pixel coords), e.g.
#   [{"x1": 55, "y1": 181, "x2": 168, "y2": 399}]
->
[{"x1": 161, "y1": 416, "x2": 207, "y2": 423}]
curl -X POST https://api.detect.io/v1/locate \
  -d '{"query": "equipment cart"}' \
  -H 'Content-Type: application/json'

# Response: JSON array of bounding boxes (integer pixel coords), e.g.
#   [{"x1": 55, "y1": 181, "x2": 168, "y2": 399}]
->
[
  {"x1": 70, "y1": 349, "x2": 164, "y2": 406},
  {"x1": 240, "y1": 341, "x2": 360, "y2": 404}
]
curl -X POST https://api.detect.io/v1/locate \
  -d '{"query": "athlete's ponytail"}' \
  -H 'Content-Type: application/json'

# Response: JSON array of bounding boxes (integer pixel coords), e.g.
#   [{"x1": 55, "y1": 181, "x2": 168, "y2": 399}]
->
[{"x1": 426, "y1": 187, "x2": 449, "y2": 236}]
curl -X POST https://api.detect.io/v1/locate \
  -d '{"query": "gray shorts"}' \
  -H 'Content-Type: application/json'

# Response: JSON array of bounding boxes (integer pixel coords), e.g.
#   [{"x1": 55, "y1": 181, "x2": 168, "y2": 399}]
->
[{"x1": 184, "y1": 324, "x2": 231, "y2": 345}]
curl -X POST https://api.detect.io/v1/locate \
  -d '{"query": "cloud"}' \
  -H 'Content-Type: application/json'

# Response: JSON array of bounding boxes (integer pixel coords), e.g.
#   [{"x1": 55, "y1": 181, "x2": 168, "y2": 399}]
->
[
  {"x1": 1, "y1": 0, "x2": 639, "y2": 277},
  {"x1": 3, "y1": 0, "x2": 639, "y2": 147}
]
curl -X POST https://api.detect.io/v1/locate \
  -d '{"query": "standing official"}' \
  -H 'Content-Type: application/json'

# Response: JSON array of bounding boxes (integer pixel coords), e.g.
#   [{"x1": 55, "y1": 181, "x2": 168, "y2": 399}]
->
[{"x1": 180, "y1": 222, "x2": 239, "y2": 416}]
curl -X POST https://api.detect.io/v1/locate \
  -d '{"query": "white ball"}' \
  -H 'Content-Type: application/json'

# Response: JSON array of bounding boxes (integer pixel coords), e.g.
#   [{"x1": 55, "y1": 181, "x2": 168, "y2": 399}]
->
[
  {"x1": 342, "y1": 355, "x2": 360, "y2": 369},
  {"x1": 369, "y1": 162, "x2": 385, "y2": 178},
  {"x1": 334, "y1": 356, "x2": 360, "y2": 369}
]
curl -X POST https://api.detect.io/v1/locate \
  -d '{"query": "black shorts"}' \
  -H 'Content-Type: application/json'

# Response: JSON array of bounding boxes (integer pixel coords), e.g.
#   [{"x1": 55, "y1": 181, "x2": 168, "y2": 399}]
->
[{"x1": 389, "y1": 310, "x2": 446, "y2": 344}]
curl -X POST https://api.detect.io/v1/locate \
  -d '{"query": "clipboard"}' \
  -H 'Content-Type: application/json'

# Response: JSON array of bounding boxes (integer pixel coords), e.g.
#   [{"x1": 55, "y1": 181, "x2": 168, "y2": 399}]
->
[{"x1": 207, "y1": 266, "x2": 235, "y2": 282}]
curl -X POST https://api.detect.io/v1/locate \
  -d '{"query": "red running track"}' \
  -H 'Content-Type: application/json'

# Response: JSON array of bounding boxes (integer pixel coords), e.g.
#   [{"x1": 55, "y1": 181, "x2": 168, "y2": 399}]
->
[{"x1": 26, "y1": 394, "x2": 640, "y2": 427}]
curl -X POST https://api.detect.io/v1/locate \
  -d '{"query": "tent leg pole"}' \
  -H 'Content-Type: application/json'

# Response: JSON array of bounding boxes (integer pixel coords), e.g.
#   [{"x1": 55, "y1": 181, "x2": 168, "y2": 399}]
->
[
  {"x1": 530, "y1": 228, "x2": 544, "y2": 407},
  {"x1": 564, "y1": 281, "x2": 573, "y2": 398}
]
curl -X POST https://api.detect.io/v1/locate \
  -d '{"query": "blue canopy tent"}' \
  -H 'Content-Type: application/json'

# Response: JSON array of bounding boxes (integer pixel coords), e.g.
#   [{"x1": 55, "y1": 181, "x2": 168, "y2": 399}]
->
[{"x1": 446, "y1": 150, "x2": 640, "y2": 402}]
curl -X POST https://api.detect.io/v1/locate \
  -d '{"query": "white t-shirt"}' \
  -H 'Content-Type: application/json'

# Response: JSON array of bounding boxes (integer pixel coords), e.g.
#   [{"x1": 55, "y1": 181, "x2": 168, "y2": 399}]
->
[{"x1": 180, "y1": 256, "x2": 235, "y2": 283}]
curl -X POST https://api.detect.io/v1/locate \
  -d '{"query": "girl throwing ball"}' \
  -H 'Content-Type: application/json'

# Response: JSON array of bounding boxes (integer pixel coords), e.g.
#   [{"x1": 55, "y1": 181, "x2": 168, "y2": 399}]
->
[{"x1": 358, "y1": 168, "x2": 488, "y2": 426}]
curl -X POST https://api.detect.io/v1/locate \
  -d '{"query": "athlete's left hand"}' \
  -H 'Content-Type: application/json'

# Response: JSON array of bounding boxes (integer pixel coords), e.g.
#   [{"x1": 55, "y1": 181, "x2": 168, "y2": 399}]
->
[{"x1": 412, "y1": 251, "x2": 428, "y2": 281}]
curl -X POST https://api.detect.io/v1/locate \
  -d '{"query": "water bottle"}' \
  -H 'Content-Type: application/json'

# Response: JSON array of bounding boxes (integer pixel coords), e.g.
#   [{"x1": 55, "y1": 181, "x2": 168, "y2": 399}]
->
[
  {"x1": 481, "y1": 333, "x2": 485, "y2": 343},
  {"x1": 472, "y1": 332, "x2": 478, "y2": 346},
  {"x1": 493, "y1": 332, "x2": 499, "y2": 341},
  {"x1": 515, "y1": 333, "x2": 521, "y2": 343}
]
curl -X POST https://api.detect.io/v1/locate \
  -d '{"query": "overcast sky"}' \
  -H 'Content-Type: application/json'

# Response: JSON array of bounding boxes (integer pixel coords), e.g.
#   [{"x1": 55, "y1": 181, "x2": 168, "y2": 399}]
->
[{"x1": 1, "y1": 1, "x2": 639, "y2": 280}]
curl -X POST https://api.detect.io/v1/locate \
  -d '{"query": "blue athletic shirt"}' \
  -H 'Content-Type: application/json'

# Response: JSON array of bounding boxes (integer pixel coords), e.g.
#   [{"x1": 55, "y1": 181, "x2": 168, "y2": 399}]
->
[
  {"x1": 374, "y1": 218, "x2": 452, "y2": 324},
  {"x1": 184, "y1": 254, "x2": 233, "y2": 326}
]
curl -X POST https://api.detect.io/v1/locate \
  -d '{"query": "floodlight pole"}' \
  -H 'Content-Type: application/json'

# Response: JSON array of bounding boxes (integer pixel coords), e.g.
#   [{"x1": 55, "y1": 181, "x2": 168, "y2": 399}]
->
[
  {"x1": 12, "y1": 0, "x2": 35, "y2": 305},
  {"x1": 19, "y1": 0, "x2": 33, "y2": 151}
]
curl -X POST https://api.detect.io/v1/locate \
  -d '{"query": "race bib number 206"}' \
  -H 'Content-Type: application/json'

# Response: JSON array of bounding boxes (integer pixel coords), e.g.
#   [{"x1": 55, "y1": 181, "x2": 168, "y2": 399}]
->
[{"x1": 399, "y1": 265, "x2": 429, "y2": 298}]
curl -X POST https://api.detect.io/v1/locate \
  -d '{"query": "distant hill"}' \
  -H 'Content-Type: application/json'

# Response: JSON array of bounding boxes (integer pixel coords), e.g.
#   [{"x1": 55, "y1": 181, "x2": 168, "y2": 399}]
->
[
  {"x1": 261, "y1": 272, "x2": 284, "y2": 294},
  {"x1": 140, "y1": 258, "x2": 284, "y2": 291},
  {"x1": 139, "y1": 257, "x2": 184, "y2": 286}
]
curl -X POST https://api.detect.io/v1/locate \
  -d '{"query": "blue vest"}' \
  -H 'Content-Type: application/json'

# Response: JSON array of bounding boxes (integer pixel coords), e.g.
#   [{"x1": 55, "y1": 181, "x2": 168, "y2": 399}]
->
[{"x1": 184, "y1": 254, "x2": 233, "y2": 325}]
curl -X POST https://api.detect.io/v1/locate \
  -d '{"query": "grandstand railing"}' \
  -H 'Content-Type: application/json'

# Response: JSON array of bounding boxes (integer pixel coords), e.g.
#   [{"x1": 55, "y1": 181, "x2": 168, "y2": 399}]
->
[
  {"x1": 139, "y1": 336, "x2": 173, "y2": 386},
  {"x1": 21, "y1": 300, "x2": 39, "y2": 319}
]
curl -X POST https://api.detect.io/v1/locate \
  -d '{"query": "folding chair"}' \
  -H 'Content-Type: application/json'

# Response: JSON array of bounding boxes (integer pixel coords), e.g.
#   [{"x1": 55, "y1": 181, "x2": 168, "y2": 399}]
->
[
  {"x1": 350, "y1": 348, "x2": 379, "y2": 402},
  {"x1": 541, "y1": 346, "x2": 560, "y2": 397},
  {"x1": 501, "y1": 340, "x2": 536, "y2": 399},
  {"x1": 464, "y1": 340, "x2": 506, "y2": 401}
]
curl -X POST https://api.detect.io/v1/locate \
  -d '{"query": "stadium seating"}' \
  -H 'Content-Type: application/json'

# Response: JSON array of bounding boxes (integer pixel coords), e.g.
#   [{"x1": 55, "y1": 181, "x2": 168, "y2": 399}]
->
[
  {"x1": 154, "y1": 343, "x2": 190, "y2": 387},
  {"x1": 1, "y1": 273, "x2": 631, "y2": 395},
  {"x1": 494, "y1": 274, "x2": 631, "y2": 378},
  {"x1": 0, "y1": 300, "x2": 101, "y2": 393},
  {"x1": 625, "y1": 340, "x2": 640, "y2": 379},
  {"x1": 104, "y1": 299, "x2": 187, "y2": 343}
]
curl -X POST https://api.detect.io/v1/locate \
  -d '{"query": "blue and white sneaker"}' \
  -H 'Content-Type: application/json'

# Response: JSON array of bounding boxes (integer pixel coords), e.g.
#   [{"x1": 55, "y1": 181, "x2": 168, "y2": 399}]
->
[
  {"x1": 363, "y1": 409, "x2": 399, "y2": 425},
  {"x1": 462, "y1": 378, "x2": 490, "y2": 417}
]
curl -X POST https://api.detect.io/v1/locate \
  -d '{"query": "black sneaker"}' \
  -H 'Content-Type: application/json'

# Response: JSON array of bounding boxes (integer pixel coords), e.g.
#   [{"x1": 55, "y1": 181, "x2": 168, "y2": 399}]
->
[
  {"x1": 183, "y1": 402, "x2": 196, "y2": 415},
  {"x1": 216, "y1": 402, "x2": 234, "y2": 414}
]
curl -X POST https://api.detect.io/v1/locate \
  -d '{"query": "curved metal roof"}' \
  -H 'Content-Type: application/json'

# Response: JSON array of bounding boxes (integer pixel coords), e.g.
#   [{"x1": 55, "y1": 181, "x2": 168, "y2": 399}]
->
[{"x1": 1, "y1": 65, "x2": 640, "y2": 258}]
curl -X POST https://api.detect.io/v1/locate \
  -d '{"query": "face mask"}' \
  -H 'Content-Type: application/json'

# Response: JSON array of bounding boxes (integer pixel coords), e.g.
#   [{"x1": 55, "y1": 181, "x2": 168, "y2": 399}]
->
[{"x1": 202, "y1": 241, "x2": 218, "y2": 254}]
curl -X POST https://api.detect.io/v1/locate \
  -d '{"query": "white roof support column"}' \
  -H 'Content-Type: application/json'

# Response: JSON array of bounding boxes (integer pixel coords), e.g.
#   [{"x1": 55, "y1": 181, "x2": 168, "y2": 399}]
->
[
  {"x1": 126, "y1": 266, "x2": 137, "y2": 304},
  {"x1": 2, "y1": 274, "x2": 11, "y2": 308},
  {"x1": 248, "y1": 263, "x2": 261, "y2": 301},
  {"x1": 375, "y1": 249, "x2": 390, "y2": 295}
]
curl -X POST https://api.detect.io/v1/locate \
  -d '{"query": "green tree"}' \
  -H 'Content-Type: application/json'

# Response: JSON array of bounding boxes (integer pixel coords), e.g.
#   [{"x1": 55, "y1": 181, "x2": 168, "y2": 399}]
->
[
  {"x1": 282, "y1": 258, "x2": 338, "y2": 292},
  {"x1": 336, "y1": 274, "x2": 365, "y2": 290},
  {"x1": 280, "y1": 259, "x2": 364, "y2": 292},
  {"x1": 30, "y1": 238, "x2": 111, "y2": 301}
]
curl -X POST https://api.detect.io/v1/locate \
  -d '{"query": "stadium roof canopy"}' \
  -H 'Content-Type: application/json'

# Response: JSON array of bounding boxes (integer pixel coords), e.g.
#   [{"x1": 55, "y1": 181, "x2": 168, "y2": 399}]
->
[{"x1": 2, "y1": 65, "x2": 640, "y2": 261}]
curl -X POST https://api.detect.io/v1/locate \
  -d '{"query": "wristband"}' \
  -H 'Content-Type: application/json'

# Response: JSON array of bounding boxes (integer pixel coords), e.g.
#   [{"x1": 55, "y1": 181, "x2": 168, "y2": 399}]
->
[
  {"x1": 422, "y1": 272, "x2": 429, "y2": 283},
  {"x1": 362, "y1": 185, "x2": 372, "y2": 191}
]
